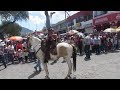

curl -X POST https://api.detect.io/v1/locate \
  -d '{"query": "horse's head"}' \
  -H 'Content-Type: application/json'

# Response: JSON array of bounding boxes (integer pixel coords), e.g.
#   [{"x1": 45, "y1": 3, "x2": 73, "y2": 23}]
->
[{"x1": 27, "y1": 34, "x2": 33, "y2": 45}]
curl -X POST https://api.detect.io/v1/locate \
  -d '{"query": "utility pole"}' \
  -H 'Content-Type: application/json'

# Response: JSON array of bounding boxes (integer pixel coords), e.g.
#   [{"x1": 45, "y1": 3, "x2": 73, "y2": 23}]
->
[
  {"x1": 65, "y1": 11, "x2": 72, "y2": 31},
  {"x1": 50, "y1": 12, "x2": 55, "y2": 26},
  {"x1": 45, "y1": 11, "x2": 51, "y2": 33},
  {"x1": 65, "y1": 11, "x2": 68, "y2": 31}
]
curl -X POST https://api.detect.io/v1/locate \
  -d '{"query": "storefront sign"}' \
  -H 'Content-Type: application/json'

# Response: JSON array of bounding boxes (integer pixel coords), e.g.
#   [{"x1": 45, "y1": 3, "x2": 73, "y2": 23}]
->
[
  {"x1": 83, "y1": 23, "x2": 92, "y2": 28},
  {"x1": 82, "y1": 20, "x2": 93, "y2": 28}
]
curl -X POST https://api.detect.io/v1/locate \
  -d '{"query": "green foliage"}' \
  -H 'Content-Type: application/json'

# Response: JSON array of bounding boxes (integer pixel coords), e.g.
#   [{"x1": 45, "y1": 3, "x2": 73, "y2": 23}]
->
[
  {"x1": 0, "y1": 11, "x2": 29, "y2": 22},
  {"x1": 0, "y1": 21, "x2": 22, "y2": 36},
  {"x1": 0, "y1": 11, "x2": 29, "y2": 39}
]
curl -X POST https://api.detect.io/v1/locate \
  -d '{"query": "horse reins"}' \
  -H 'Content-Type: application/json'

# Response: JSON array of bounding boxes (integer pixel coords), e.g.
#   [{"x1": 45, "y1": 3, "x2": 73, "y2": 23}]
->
[{"x1": 29, "y1": 38, "x2": 41, "y2": 55}]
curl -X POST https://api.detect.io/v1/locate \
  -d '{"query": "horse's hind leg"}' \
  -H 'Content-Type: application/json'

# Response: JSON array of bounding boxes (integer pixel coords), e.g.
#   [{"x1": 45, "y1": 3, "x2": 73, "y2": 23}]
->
[
  {"x1": 43, "y1": 63, "x2": 50, "y2": 79},
  {"x1": 65, "y1": 57, "x2": 72, "y2": 79}
]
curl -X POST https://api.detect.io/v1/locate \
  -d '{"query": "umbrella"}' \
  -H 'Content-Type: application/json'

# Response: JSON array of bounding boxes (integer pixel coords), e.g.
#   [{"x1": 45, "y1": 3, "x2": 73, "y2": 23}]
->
[
  {"x1": 116, "y1": 27, "x2": 120, "y2": 32},
  {"x1": 67, "y1": 30, "x2": 79, "y2": 35},
  {"x1": 103, "y1": 28, "x2": 116, "y2": 33},
  {"x1": 9, "y1": 36, "x2": 23, "y2": 41}
]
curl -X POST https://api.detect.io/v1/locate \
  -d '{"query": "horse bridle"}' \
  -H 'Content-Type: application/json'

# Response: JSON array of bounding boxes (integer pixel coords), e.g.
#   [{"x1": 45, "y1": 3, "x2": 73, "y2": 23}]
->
[{"x1": 28, "y1": 37, "x2": 41, "y2": 55}]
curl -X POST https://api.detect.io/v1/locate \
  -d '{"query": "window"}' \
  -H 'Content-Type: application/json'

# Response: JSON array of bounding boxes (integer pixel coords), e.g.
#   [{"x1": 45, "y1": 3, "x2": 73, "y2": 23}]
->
[
  {"x1": 87, "y1": 14, "x2": 93, "y2": 20},
  {"x1": 76, "y1": 18, "x2": 80, "y2": 23},
  {"x1": 94, "y1": 11, "x2": 108, "y2": 17},
  {"x1": 80, "y1": 16, "x2": 84, "y2": 22},
  {"x1": 84, "y1": 16, "x2": 87, "y2": 21}
]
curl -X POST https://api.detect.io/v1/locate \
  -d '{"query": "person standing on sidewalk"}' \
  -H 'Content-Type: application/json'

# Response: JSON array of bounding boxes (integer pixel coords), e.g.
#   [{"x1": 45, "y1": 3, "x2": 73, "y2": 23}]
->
[
  {"x1": 3, "y1": 45, "x2": 9, "y2": 65},
  {"x1": 84, "y1": 34, "x2": 91, "y2": 60},
  {"x1": 18, "y1": 49, "x2": 24, "y2": 64},
  {"x1": 0, "y1": 48, "x2": 7, "y2": 68},
  {"x1": 94, "y1": 35, "x2": 101, "y2": 55},
  {"x1": 8, "y1": 43, "x2": 15, "y2": 64},
  {"x1": 23, "y1": 47, "x2": 28, "y2": 63}
]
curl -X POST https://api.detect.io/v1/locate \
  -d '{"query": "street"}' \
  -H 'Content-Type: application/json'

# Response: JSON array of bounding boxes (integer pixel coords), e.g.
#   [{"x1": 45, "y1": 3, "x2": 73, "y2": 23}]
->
[{"x1": 0, "y1": 50, "x2": 120, "y2": 79}]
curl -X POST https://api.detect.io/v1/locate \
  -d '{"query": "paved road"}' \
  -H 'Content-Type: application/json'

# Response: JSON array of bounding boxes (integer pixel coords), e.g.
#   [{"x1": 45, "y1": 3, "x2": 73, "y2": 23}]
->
[{"x1": 0, "y1": 50, "x2": 120, "y2": 79}]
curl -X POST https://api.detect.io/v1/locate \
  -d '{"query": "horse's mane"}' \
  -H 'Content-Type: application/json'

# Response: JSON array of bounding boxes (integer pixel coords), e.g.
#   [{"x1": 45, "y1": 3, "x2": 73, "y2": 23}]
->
[{"x1": 32, "y1": 36, "x2": 41, "y2": 43}]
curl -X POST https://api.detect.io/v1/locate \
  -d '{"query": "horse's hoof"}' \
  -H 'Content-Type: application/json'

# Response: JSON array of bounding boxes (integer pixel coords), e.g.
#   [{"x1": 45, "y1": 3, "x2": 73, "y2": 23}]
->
[
  {"x1": 45, "y1": 76, "x2": 50, "y2": 79},
  {"x1": 73, "y1": 76, "x2": 76, "y2": 79},
  {"x1": 65, "y1": 75, "x2": 71, "y2": 79},
  {"x1": 61, "y1": 61, "x2": 66, "y2": 63}
]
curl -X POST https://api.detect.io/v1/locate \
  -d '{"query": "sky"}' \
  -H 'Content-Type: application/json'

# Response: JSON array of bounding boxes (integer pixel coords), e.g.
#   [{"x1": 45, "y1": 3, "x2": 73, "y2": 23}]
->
[{"x1": 16, "y1": 11, "x2": 79, "y2": 31}]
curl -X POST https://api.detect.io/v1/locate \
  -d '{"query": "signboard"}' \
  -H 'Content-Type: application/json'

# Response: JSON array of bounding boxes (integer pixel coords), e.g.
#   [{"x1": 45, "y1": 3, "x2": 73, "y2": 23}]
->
[
  {"x1": 82, "y1": 20, "x2": 93, "y2": 28},
  {"x1": 83, "y1": 23, "x2": 92, "y2": 28}
]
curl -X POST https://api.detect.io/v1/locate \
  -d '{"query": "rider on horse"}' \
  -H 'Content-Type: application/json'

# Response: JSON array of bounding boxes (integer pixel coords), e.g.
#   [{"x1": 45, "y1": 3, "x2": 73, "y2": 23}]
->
[{"x1": 42, "y1": 28, "x2": 58, "y2": 63}]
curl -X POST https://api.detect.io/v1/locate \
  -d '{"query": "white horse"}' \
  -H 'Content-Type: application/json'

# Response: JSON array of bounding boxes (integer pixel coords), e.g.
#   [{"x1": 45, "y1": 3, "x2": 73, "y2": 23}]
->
[{"x1": 28, "y1": 35, "x2": 76, "y2": 79}]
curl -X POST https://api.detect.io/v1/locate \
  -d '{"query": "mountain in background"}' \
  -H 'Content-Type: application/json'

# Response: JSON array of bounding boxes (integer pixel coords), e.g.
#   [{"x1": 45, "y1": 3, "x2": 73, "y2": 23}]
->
[{"x1": 21, "y1": 27, "x2": 33, "y2": 36}]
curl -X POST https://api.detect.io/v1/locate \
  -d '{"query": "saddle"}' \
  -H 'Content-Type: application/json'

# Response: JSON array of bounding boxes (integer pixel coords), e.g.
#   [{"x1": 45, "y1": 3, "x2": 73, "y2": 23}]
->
[
  {"x1": 50, "y1": 47, "x2": 57, "y2": 55},
  {"x1": 41, "y1": 39, "x2": 57, "y2": 63}
]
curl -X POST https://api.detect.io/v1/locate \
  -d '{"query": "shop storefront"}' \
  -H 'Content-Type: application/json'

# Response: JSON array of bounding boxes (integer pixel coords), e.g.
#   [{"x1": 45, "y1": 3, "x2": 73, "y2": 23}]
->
[
  {"x1": 93, "y1": 12, "x2": 120, "y2": 32},
  {"x1": 82, "y1": 20, "x2": 93, "y2": 34}
]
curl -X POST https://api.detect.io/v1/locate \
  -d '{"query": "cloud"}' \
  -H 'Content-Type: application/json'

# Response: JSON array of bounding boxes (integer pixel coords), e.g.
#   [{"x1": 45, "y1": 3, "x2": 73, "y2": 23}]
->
[
  {"x1": 29, "y1": 15, "x2": 45, "y2": 24},
  {"x1": 18, "y1": 11, "x2": 80, "y2": 31},
  {"x1": 48, "y1": 11, "x2": 80, "y2": 24}
]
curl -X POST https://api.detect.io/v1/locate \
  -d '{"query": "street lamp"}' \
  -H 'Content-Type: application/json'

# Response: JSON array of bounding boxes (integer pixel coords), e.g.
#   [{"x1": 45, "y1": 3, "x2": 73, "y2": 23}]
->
[
  {"x1": 65, "y1": 11, "x2": 71, "y2": 31},
  {"x1": 50, "y1": 12, "x2": 55, "y2": 26}
]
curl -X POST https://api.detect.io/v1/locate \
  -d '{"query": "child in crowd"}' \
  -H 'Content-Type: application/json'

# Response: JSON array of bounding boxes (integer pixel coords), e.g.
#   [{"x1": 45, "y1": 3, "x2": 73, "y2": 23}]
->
[
  {"x1": 23, "y1": 47, "x2": 29, "y2": 63},
  {"x1": 18, "y1": 49, "x2": 24, "y2": 64}
]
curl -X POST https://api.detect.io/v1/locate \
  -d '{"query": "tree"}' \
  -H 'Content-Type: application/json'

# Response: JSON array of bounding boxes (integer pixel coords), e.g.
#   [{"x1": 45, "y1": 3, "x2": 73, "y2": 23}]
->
[
  {"x1": 0, "y1": 11, "x2": 29, "y2": 39},
  {"x1": 0, "y1": 11, "x2": 29, "y2": 33},
  {"x1": 0, "y1": 21, "x2": 22, "y2": 37}
]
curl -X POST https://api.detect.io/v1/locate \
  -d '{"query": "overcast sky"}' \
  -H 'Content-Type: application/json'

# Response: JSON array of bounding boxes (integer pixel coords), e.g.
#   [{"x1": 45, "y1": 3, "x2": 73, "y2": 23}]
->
[{"x1": 17, "y1": 11, "x2": 79, "y2": 31}]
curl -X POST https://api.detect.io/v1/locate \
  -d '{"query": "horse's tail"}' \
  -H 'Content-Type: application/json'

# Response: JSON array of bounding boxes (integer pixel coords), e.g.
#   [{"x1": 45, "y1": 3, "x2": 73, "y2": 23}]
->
[{"x1": 72, "y1": 45, "x2": 77, "y2": 72}]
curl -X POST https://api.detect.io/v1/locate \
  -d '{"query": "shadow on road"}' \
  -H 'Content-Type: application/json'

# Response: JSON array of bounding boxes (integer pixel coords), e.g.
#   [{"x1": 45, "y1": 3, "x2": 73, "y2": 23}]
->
[
  {"x1": 28, "y1": 71, "x2": 41, "y2": 79},
  {"x1": 110, "y1": 50, "x2": 120, "y2": 53},
  {"x1": 0, "y1": 67, "x2": 5, "y2": 71}
]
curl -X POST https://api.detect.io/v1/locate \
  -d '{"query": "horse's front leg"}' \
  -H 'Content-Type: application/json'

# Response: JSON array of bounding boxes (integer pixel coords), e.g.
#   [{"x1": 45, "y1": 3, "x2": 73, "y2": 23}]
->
[
  {"x1": 43, "y1": 62, "x2": 50, "y2": 79},
  {"x1": 50, "y1": 56, "x2": 59, "y2": 65}
]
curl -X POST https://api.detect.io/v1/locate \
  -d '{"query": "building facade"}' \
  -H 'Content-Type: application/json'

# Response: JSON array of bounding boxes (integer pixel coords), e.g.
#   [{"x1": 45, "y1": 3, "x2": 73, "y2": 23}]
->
[
  {"x1": 51, "y1": 20, "x2": 67, "y2": 34},
  {"x1": 93, "y1": 11, "x2": 120, "y2": 31},
  {"x1": 50, "y1": 11, "x2": 120, "y2": 34},
  {"x1": 66, "y1": 11, "x2": 93, "y2": 33}
]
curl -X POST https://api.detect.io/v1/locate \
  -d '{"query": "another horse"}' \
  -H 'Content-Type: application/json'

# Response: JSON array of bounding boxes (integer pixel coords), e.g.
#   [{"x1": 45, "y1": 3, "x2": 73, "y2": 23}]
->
[{"x1": 28, "y1": 35, "x2": 76, "y2": 79}]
